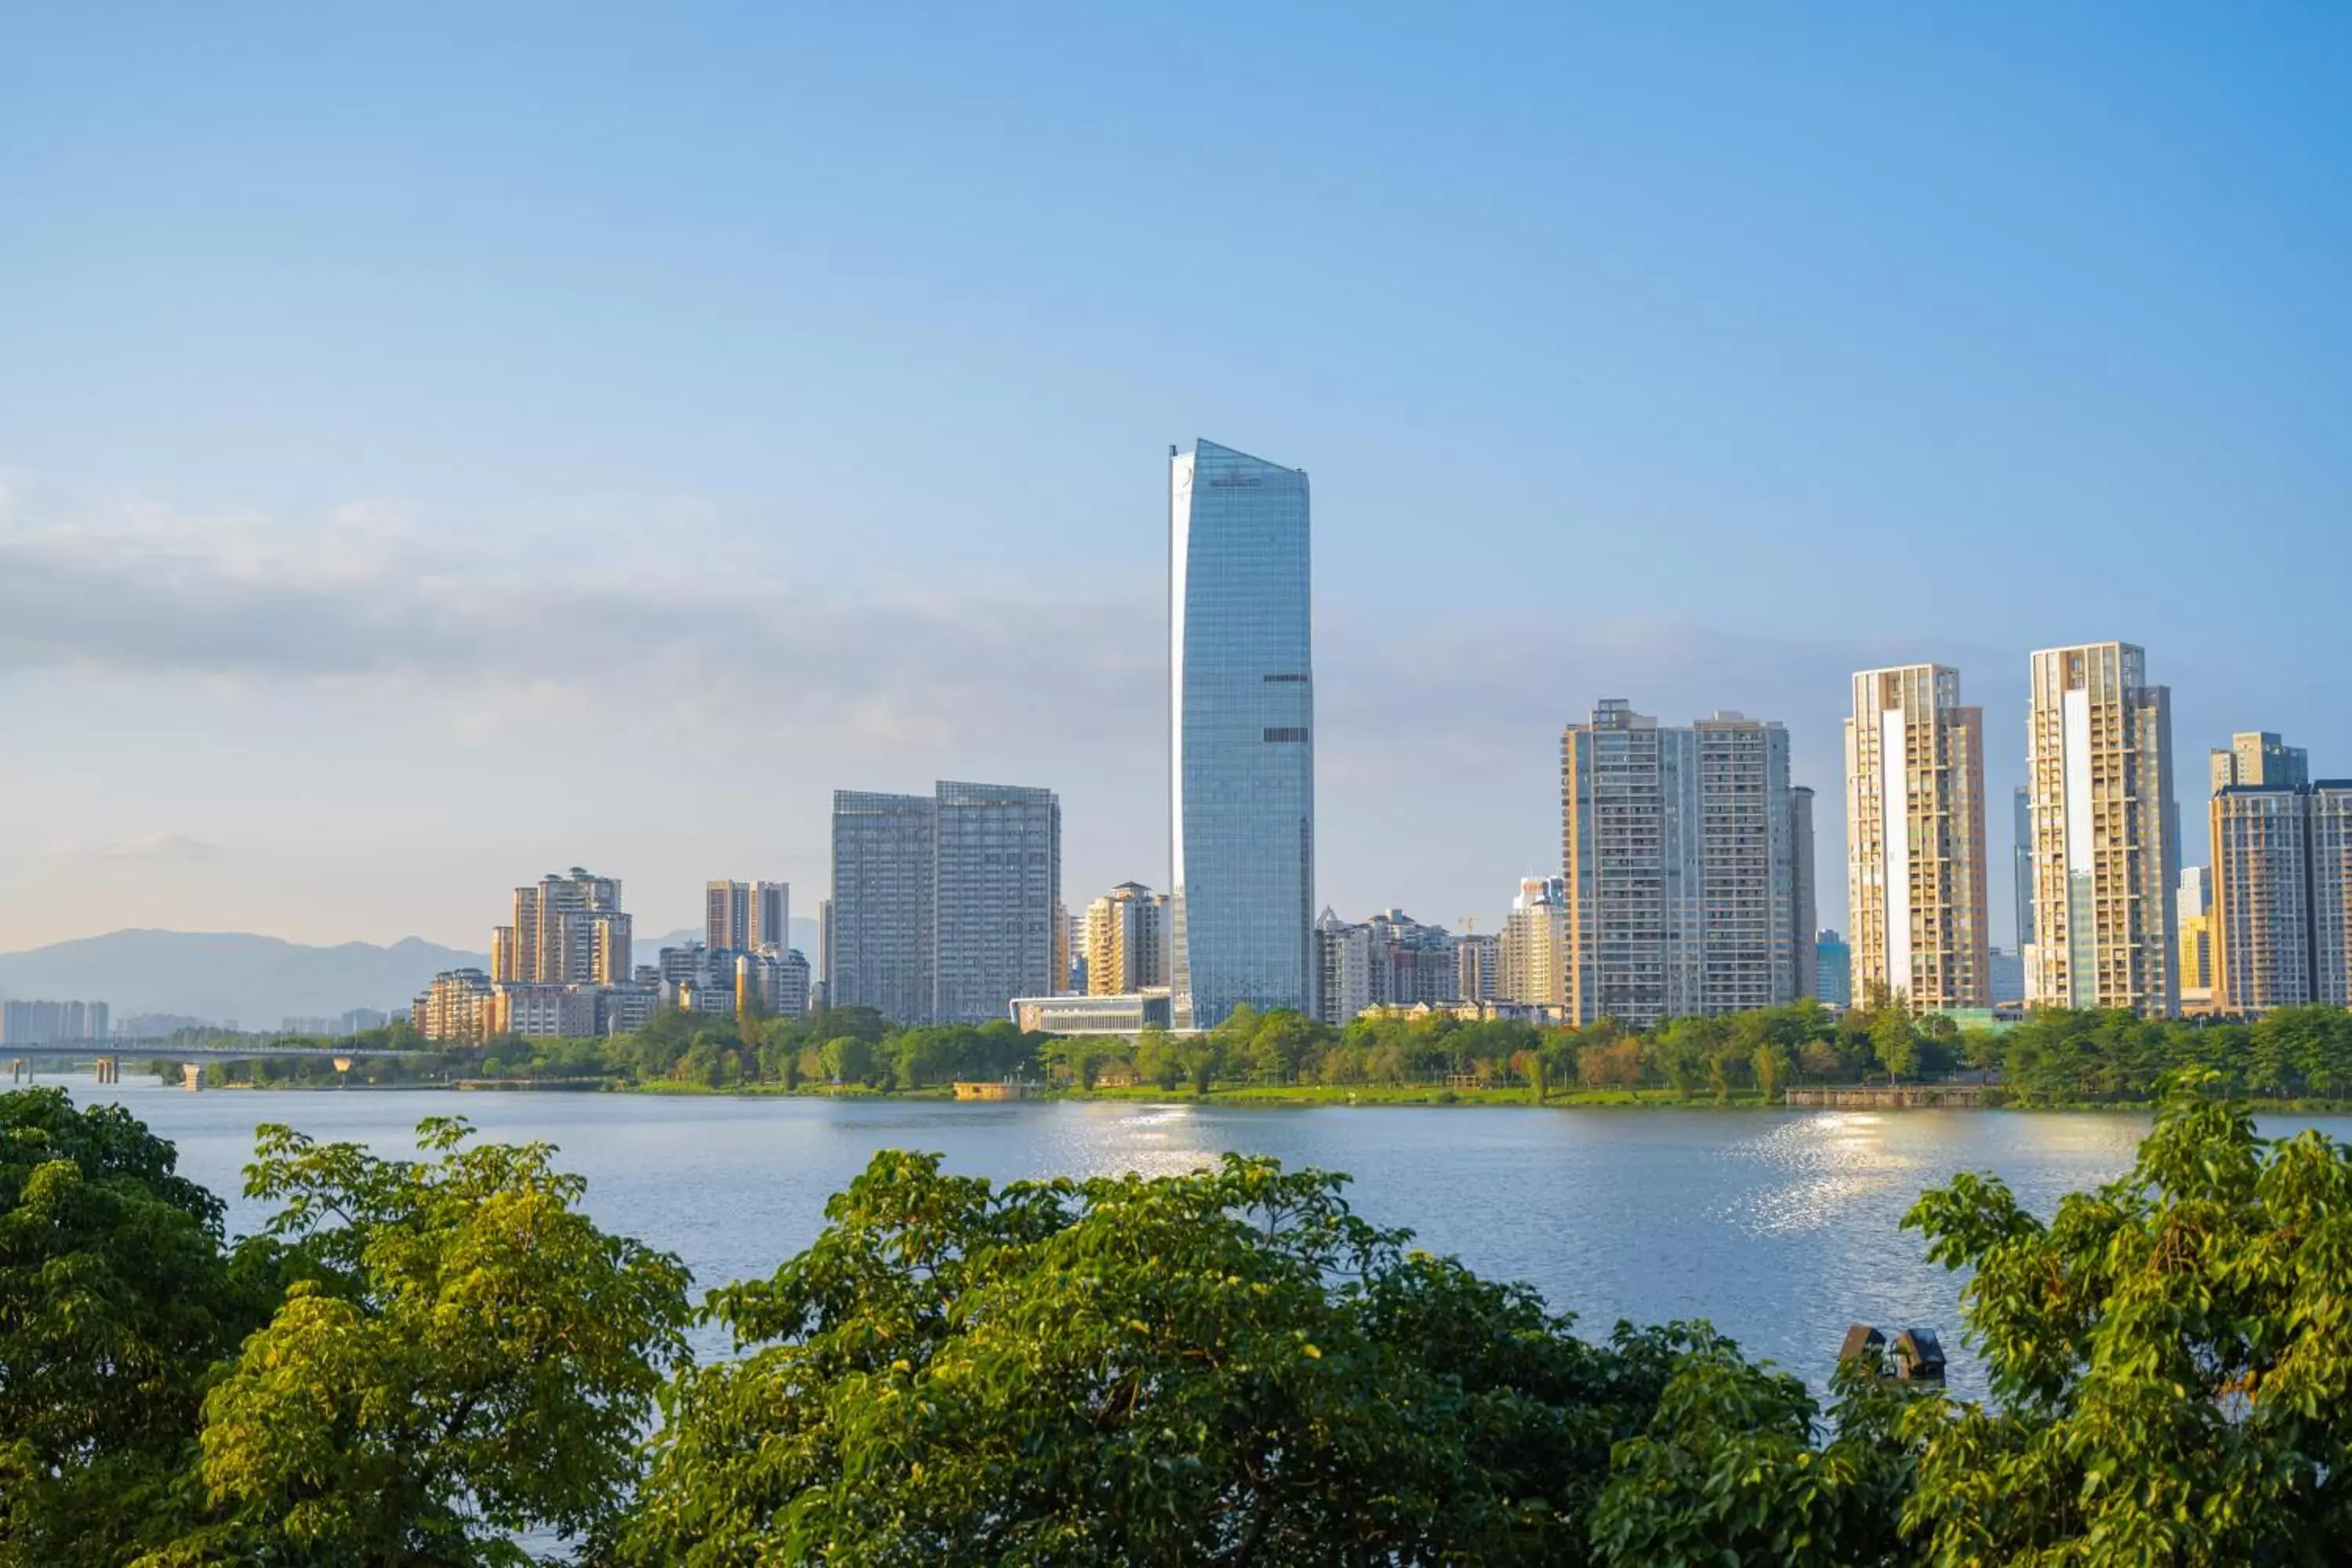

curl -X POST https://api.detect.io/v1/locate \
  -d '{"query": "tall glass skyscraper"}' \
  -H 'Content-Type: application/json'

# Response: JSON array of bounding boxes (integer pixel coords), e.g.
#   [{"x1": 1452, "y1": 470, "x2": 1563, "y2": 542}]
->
[{"x1": 1169, "y1": 439, "x2": 1314, "y2": 1029}]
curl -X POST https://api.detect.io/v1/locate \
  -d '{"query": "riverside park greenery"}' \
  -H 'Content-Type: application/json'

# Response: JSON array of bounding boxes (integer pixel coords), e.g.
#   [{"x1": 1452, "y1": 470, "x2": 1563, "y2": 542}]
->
[
  {"x1": 207, "y1": 998, "x2": 2352, "y2": 1110},
  {"x1": 6, "y1": 1077, "x2": 2352, "y2": 1565}
]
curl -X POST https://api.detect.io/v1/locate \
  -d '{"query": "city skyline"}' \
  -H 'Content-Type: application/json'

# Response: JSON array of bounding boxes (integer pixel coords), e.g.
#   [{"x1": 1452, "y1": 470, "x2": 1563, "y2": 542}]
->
[{"x1": 5, "y1": 9, "x2": 2350, "y2": 954}]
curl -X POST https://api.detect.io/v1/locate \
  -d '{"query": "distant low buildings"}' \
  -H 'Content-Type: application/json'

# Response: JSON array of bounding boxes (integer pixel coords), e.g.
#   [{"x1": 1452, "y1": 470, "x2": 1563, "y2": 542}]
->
[
  {"x1": 0, "y1": 998, "x2": 110, "y2": 1044},
  {"x1": 1312, "y1": 907, "x2": 1463, "y2": 1025},
  {"x1": 414, "y1": 866, "x2": 757, "y2": 1042},
  {"x1": 279, "y1": 1007, "x2": 391, "y2": 1037},
  {"x1": 1009, "y1": 991, "x2": 1174, "y2": 1036},
  {"x1": 656, "y1": 939, "x2": 810, "y2": 1021}
]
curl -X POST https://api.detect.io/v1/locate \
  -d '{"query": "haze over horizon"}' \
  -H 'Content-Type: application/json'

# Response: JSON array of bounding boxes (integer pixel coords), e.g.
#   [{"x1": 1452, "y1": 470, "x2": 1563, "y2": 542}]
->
[{"x1": 5, "y1": 5, "x2": 2347, "y2": 956}]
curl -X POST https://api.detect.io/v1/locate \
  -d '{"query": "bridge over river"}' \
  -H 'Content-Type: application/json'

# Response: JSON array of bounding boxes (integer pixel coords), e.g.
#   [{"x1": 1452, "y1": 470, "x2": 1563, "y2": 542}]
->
[{"x1": 5, "y1": 1039, "x2": 430, "y2": 1090}]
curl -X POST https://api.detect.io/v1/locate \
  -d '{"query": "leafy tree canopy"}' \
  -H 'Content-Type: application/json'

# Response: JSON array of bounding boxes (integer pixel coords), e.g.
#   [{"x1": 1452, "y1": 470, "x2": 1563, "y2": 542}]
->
[
  {"x1": 167, "y1": 1118, "x2": 694, "y2": 1567},
  {"x1": 626, "y1": 1151, "x2": 1690, "y2": 1566},
  {"x1": 1900, "y1": 1074, "x2": 2352, "y2": 1564}
]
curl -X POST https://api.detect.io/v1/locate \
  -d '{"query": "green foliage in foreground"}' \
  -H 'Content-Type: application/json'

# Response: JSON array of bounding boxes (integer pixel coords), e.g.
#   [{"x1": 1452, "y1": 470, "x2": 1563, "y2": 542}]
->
[
  {"x1": 5, "y1": 1078, "x2": 2352, "y2": 1563},
  {"x1": 626, "y1": 1152, "x2": 1690, "y2": 1566}
]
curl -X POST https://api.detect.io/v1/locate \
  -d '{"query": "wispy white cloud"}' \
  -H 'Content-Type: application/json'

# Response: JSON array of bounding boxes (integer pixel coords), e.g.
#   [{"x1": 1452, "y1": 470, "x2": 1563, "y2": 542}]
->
[
  {"x1": 0, "y1": 492, "x2": 1163, "y2": 757},
  {"x1": 46, "y1": 832, "x2": 222, "y2": 863}
]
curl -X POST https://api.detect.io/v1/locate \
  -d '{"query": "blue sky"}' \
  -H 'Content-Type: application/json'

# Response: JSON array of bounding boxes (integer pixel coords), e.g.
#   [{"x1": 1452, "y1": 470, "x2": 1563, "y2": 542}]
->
[{"x1": 2, "y1": 4, "x2": 2347, "y2": 952}]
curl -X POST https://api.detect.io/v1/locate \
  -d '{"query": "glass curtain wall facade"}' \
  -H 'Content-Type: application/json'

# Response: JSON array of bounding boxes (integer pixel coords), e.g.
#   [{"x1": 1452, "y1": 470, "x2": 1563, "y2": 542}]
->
[
  {"x1": 932, "y1": 781, "x2": 1062, "y2": 1024},
  {"x1": 829, "y1": 790, "x2": 936, "y2": 1025},
  {"x1": 1170, "y1": 439, "x2": 1314, "y2": 1029}
]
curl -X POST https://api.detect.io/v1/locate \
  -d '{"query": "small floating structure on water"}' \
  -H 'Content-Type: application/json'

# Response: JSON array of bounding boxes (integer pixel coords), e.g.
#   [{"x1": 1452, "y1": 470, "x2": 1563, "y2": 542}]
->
[
  {"x1": 953, "y1": 1080, "x2": 1036, "y2": 1102},
  {"x1": 1840, "y1": 1323, "x2": 1947, "y2": 1385}
]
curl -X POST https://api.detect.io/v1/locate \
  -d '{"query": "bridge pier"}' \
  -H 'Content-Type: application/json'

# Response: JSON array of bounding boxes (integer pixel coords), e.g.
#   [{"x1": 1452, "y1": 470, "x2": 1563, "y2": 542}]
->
[
  {"x1": 182, "y1": 1063, "x2": 203, "y2": 1092},
  {"x1": 93, "y1": 1055, "x2": 121, "y2": 1086},
  {"x1": 9, "y1": 1058, "x2": 24, "y2": 1084}
]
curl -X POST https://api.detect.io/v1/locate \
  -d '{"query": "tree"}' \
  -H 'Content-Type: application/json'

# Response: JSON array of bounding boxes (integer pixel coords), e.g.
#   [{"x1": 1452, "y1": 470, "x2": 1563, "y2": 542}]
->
[
  {"x1": 1591, "y1": 1331, "x2": 1912, "y2": 1567},
  {"x1": 1751, "y1": 1040, "x2": 1792, "y2": 1104},
  {"x1": 1898, "y1": 1078, "x2": 2352, "y2": 1563},
  {"x1": 176, "y1": 1118, "x2": 693, "y2": 1566},
  {"x1": 819, "y1": 1034, "x2": 876, "y2": 1086},
  {"x1": 625, "y1": 1151, "x2": 1685, "y2": 1566},
  {"x1": 1871, "y1": 1009, "x2": 1918, "y2": 1081},
  {"x1": 1580, "y1": 1036, "x2": 1644, "y2": 1091},
  {"x1": 0, "y1": 1091, "x2": 271, "y2": 1568}
]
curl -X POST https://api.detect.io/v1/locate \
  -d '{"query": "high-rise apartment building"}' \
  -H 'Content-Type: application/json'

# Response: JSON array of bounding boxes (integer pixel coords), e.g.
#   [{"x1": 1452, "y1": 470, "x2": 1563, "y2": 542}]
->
[
  {"x1": 829, "y1": 782, "x2": 1061, "y2": 1025},
  {"x1": 1084, "y1": 882, "x2": 1171, "y2": 996},
  {"x1": 1457, "y1": 931, "x2": 1499, "y2": 1004},
  {"x1": 412, "y1": 969, "x2": 495, "y2": 1044},
  {"x1": 423, "y1": 869, "x2": 656, "y2": 1041},
  {"x1": 2212, "y1": 790, "x2": 2315, "y2": 1008},
  {"x1": 1790, "y1": 785, "x2": 1819, "y2": 1000},
  {"x1": 2013, "y1": 786, "x2": 2035, "y2": 963},
  {"x1": 2211, "y1": 760, "x2": 2352, "y2": 1011},
  {"x1": 829, "y1": 791, "x2": 936, "y2": 1024},
  {"x1": 706, "y1": 880, "x2": 750, "y2": 953},
  {"x1": 753, "y1": 881, "x2": 789, "y2": 953},
  {"x1": 704, "y1": 880, "x2": 793, "y2": 955},
  {"x1": 2318, "y1": 789, "x2": 2352, "y2": 1007},
  {"x1": 1561, "y1": 700, "x2": 1802, "y2": 1027},
  {"x1": 1694, "y1": 713, "x2": 1802, "y2": 1015},
  {"x1": 1313, "y1": 909, "x2": 1374, "y2": 1026},
  {"x1": 2023, "y1": 642, "x2": 2179, "y2": 1014},
  {"x1": 2211, "y1": 732, "x2": 2309, "y2": 793},
  {"x1": 1498, "y1": 877, "x2": 1566, "y2": 1007},
  {"x1": 1843, "y1": 664, "x2": 1991, "y2": 1013},
  {"x1": 1170, "y1": 439, "x2": 1314, "y2": 1029},
  {"x1": 933, "y1": 782, "x2": 1061, "y2": 1024},
  {"x1": 499, "y1": 869, "x2": 631, "y2": 987}
]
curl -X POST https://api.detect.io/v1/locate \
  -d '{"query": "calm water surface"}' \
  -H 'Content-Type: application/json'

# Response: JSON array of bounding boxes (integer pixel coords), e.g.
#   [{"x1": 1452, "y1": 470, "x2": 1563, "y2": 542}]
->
[{"x1": 49, "y1": 1081, "x2": 2352, "y2": 1395}]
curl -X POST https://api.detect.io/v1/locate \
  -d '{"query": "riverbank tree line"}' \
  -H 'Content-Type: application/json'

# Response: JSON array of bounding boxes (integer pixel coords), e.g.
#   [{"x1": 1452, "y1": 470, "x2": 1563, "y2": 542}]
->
[
  {"x1": 211, "y1": 997, "x2": 2352, "y2": 1106},
  {"x1": 6, "y1": 1079, "x2": 2350, "y2": 1565}
]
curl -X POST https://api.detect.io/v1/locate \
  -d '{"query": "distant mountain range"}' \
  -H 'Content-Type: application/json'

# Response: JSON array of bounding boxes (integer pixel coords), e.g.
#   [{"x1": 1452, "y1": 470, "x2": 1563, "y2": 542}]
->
[
  {"x1": 0, "y1": 931, "x2": 487, "y2": 1030},
  {"x1": 0, "y1": 918, "x2": 826, "y2": 1031}
]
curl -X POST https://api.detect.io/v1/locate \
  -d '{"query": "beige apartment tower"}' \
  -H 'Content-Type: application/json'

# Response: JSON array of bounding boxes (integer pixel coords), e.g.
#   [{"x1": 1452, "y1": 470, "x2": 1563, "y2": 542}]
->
[
  {"x1": 1497, "y1": 877, "x2": 1567, "y2": 1007},
  {"x1": 2024, "y1": 642, "x2": 2179, "y2": 1014},
  {"x1": 499, "y1": 868, "x2": 632, "y2": 988},
  {"x1": 1844, "y1": 664, "x2": 1991, "y2": 1013},
  {"x1": 1083, "y1": 882, "x2": 1170, "y2": 996}
]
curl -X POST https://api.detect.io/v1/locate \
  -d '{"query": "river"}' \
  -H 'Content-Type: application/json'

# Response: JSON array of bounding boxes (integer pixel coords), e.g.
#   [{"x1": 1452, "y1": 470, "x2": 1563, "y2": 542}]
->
[{"x1": 47, "y1": 1080, "x2": 2352, "y2": 1396}]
